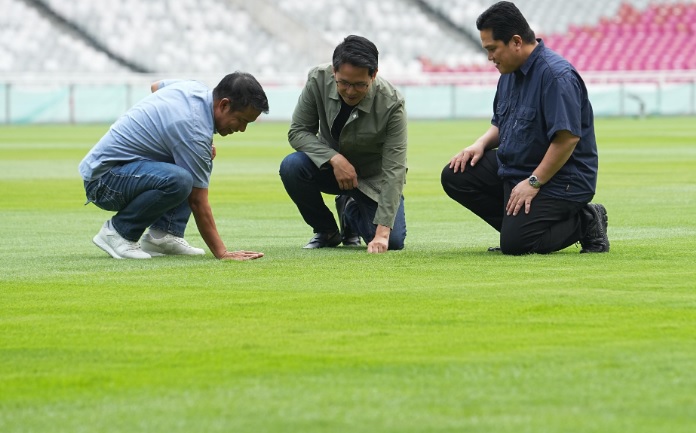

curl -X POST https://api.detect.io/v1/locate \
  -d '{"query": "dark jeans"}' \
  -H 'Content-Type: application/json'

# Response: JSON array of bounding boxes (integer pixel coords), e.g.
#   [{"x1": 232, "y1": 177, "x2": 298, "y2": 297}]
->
[
  {"x1": 279, "y1": 152, "x2": 406, "y2": 250},
  {"x1": 84, "y1": 161, "x2": 194, "y2": 241},
  {"x1": 441, "y1": 149, "x2": 585, "y2": 255}
]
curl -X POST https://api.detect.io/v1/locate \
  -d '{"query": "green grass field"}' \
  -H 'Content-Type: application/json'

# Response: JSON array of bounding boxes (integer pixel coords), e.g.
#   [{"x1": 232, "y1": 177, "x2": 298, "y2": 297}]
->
[{"x1": 1, "y1": 118, "x2": 695, "y2": 432}]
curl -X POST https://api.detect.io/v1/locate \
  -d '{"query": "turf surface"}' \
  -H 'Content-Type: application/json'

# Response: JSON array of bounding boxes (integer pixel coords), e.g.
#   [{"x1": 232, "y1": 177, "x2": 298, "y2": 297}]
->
[{"x1": 1, "y1": 118, "x2": 695, "y2": 432}]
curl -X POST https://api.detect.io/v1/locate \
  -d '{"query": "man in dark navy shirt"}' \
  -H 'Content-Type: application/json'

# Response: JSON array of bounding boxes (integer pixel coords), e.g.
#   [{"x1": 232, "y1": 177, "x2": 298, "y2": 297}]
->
[{"x1": 441, "y1": 1, "x2": 609, "y2": 255}]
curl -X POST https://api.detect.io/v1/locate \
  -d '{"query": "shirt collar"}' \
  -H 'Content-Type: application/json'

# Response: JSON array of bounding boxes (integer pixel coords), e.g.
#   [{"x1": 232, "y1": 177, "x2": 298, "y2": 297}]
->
[
  {"x1": 518, "y1": 38, "x2": 544, "y2": 76},
  {"x1": 208, "y1": 90, "x2": 217, "y2": 134}
]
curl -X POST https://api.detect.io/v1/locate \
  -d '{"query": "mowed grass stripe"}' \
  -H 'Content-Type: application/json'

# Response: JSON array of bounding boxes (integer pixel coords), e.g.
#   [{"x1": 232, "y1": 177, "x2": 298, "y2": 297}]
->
[{"x1": 1, "y1": 117, "x2": 695, "y2": 433}]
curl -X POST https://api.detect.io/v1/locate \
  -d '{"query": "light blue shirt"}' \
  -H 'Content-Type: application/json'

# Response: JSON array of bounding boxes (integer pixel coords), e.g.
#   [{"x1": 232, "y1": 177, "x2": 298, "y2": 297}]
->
[{"x1": 79, "y1": 80, "x2": 215, "y2": 188}]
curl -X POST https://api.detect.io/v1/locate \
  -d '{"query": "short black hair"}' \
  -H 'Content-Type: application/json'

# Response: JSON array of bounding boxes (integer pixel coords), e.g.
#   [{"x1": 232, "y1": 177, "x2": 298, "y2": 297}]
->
[
  {"x1": 213, "y1": 72, "x2": 269, "y2": 114},
  {"x1": 332, "y1": 35, "x2": 379, "y2": 76},
  {"x1": 476, "y1": 1, "x2": 536, "y2": 44}
]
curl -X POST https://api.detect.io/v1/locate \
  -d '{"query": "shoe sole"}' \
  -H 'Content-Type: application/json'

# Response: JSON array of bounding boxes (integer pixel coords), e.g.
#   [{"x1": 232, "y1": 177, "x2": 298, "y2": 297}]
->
[
  {"x1": 342, "y1": 236, "x2": 361, "y2": 246},
  {"x1": 598, "y1": 204, "x2": 610, "y2": 252},
  {"x1": 303, "y1": 242, "x2": 341, "y2": 249},
  {"x1": 303, "y1": 236, "x2": 342, "y2": 249},
  {"x1": 580, "y1": 204, "x2": 610, "y2": 253},
  {"x1": 140, "y1": 238, "x2": 205, "y2": 257},
  {"x1": 142, "y1": 250, "x2": 204, "y2": 256},
  {"x1": 141, "y1": 243, "x2": 205, "y2": 256},
  {"x1": 93, "y1": 234, "x2": 124, "y2": 259},
  {"x1": 595, "y1": 203, "x2": 609, "y2": 252},
  {"x1": 93, "y1": 234, "x2": 151, "y2": 259}
]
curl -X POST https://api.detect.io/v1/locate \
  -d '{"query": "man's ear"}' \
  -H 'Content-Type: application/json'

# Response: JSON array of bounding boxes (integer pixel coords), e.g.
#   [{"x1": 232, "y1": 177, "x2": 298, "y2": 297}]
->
[{"x1": 222, "y1": 98, "x2": 232, "y2": 112}]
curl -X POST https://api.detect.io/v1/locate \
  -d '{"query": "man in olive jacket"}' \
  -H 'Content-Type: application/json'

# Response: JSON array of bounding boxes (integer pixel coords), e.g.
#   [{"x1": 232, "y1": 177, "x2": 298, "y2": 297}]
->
[{"x1": 279, "y1": 35, "x2": 407, "y2": 253}]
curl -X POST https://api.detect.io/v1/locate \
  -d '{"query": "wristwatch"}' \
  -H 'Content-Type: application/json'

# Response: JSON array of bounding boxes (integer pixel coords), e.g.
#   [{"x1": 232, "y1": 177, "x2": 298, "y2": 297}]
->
[{"x1": 528, "y1": 175, "x2": 543, "y2": 189}]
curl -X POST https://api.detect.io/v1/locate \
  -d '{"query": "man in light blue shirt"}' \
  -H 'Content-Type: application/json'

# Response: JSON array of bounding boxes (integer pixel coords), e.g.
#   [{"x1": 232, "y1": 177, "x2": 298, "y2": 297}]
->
[{"x1": 79, "y1": 72, "x2": 269, "y2": 260}]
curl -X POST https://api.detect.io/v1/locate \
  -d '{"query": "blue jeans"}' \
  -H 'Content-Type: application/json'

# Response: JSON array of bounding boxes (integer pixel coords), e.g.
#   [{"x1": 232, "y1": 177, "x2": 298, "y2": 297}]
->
[
  {"x1": 84, "y1": 161, "x2": 194, "y2": 241},
  {"x1": 279, "y1": 152, "x2": 407, "y2": 250}
]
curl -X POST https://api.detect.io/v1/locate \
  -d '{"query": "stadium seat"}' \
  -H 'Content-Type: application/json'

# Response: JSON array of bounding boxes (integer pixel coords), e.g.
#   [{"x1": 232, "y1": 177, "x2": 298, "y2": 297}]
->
[{"x1": 2, "y1": 0, "x2": 695, "y2": 75}]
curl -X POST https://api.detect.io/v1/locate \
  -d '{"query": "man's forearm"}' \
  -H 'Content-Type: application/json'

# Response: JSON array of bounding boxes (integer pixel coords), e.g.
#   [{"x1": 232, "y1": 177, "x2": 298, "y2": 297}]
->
[
  {"x1": 190, "y1": 206, "x2": 226, "y2": 258},
  {"x1": 288, "y1": 130, "x2": 338, "y2": 167},
  {"x1": 533, "y1": 132, "x2": 579, "y2": 184},
  {"x1": 375, "y1": 224, "x2": 391, "y2": 240},
  {"x1": 478, "y1": 125, "x2": 501, "y2": 150},
  {"x1": 188, "y1": 190, "x2": 227, "y2": 258}
]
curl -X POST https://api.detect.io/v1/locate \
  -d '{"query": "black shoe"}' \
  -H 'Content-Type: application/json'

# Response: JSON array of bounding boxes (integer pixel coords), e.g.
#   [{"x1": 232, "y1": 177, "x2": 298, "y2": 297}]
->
[
  {"x1": 487, "y1": 246, "x2": 501, "y2": 252},
  {"x1": 580, "y1": 203, "x2": 610, "y2": 253},
  {"x1": 303, "y1": 231, "x2": 341, "y2": 249},
  {"x1": 335, "y1": 195, "x2": 361, "y2": 246}
]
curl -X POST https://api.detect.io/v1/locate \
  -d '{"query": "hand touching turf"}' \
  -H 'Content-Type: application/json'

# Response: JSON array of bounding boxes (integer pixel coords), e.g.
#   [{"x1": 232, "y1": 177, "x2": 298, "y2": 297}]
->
[{"x1": 218, "y1": 250, "x2": 265, "y2": 261}]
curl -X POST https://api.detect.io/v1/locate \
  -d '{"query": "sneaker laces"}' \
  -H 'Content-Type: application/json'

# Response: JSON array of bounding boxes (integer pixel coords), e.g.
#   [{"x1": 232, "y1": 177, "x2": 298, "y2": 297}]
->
[
  {"x1": 169, "y1": 236, "x2": 193, "y2": 247},
  {"x1": 123, "y1": 240, "x2": 144, "y2": 251}
]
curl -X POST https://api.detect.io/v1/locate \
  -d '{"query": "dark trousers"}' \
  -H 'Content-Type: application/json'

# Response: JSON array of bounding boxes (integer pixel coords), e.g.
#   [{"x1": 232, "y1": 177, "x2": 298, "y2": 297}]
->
[
  {"x1": 441, "y1": 149, "x2": 585, "y2": 255},
  {"x1": 279, "y1": 152, "x2": 406, "y2": 250}
]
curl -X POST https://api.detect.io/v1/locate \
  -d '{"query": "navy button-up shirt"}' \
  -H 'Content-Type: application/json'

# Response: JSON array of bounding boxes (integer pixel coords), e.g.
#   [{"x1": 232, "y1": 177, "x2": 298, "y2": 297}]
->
[{"x1": 493, "y1": 39, "x2": 598, "y2": 203}]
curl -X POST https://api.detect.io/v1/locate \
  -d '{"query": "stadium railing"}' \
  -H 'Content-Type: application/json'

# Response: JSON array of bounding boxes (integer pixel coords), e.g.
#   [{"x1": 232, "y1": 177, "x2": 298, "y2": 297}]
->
[{"x1": 1, "y1": 70, "x2": 695, "y2": 124}]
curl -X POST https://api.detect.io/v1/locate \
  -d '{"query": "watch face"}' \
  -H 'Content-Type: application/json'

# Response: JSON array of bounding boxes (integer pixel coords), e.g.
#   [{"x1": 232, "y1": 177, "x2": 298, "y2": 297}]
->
[{"x1": 529, "y1": 176, "x2": 541, "y2": 188}]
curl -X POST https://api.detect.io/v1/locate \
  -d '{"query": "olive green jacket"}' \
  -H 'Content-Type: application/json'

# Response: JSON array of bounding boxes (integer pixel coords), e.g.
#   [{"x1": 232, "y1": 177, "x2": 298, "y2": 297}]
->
[{"x1": 288, "y1": 64, "x2": 407, "y2": 228}]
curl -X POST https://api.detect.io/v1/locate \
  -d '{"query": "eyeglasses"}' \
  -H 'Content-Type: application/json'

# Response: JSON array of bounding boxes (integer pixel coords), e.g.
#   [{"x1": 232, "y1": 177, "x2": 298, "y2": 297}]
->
[{"x1": 335, "y1": 79, "x2": 370, "y2": 91}]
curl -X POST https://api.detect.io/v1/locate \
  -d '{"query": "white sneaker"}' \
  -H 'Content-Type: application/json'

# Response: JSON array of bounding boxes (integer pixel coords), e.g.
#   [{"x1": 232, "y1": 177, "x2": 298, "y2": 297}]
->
[
  {"x1": 92, "y1": 221, "x2": 151, "y2": 259},
  {"x1": 141, "y1": 233, "x2": 205, "y2": 256}
]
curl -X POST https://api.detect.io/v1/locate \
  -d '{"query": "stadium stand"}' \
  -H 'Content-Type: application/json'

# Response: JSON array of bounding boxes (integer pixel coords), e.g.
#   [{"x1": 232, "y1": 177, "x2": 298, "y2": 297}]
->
[
  {"x1": 273, "y1": 0, "x2": 481, "y2": 75},
  {"x1": 423, "y1": 0, "x2": 627, "y2": 38},
  {"x1": 0, "y1": 0, "x2": 127, "y2": 73},
  {"x1": 4, "y1": 0, "x2": 482, "y2": 76},
  {"x1": 544, "y1": 2, "x2": 696, "y2": 71},
  {"x1": 36, "y1": 0, "x2": 320, "y2": 76},
  {"x1": 1, "y1": 0, "x2": 695, "y2": 75},
  {"x1": 421, "y1": 0, "x2": 696, "y2": 72}
]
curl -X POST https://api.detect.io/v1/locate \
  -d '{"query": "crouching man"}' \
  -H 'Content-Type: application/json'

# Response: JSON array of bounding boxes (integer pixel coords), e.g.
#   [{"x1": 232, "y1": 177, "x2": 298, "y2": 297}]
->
[{"x1": 79, "y1": 72, "x2": 269, "y2": 260}]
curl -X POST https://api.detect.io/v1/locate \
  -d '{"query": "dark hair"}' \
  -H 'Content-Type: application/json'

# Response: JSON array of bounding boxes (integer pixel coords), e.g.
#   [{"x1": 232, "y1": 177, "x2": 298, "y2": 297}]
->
[
  {"x1": 213, "y1": 71, "x2": 269, "y2": 114},
  {"x1": 476, "y1": 1, "x2": 536, "y2": 44},
  {"x1": 332, "y1": 35, "x2": 379, "y2": 76}
]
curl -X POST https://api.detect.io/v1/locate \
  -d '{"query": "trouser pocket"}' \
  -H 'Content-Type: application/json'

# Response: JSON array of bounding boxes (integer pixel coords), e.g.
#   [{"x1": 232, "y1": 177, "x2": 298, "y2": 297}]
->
[{"x1": 85, "y1": 178, "x2": 126, "y2": 211}]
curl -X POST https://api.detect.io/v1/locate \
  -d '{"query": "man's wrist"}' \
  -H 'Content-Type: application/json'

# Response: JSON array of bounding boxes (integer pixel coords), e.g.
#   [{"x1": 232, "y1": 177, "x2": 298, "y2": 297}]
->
[
  {"x1": 529, "y1": 174, "x2": 543, "y2": 189},
  {"x1": 375, "y1": 224, "x2": 391, "y2": 238},
  {"x1": 328, "y1": 153, "x2": 343, "y2": 163}
]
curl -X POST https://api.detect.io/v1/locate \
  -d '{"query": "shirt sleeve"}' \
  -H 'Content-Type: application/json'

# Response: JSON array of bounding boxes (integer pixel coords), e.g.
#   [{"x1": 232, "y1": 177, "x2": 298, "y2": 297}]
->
[
  {"x1": 287, "y1": 73, "x2": 339, "y2": 167},
  {"x1": 491, "y1": 85, "x2": 501, "y2": 127},
  {"x1": 157, "y1": 79, "x2": 184, "y2": 91},
  {"x1": 374, "y1": 101, "x2": 408, "y2": 228},
  {"x1": 542, "y1": 72, "x2": 583, "y2": 141},
  {"x1": 168, "y1": 119, "x2": 213, "y2": 189}
]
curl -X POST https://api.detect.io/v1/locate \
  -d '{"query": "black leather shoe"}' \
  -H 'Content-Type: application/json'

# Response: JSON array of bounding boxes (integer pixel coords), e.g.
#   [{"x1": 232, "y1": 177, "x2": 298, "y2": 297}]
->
[
  {"x1": 487, "y1": 246, "x2": 501, "y2": 252},
  {"x1": 303, "y1": 231, "x2": 342, "y2": 249},
  {"x1": 335, "y1": 195, "x2": 361, "y2": 246},
  {"x1": 580, "y1": 203, "x2": 610, "y2": 253}
]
